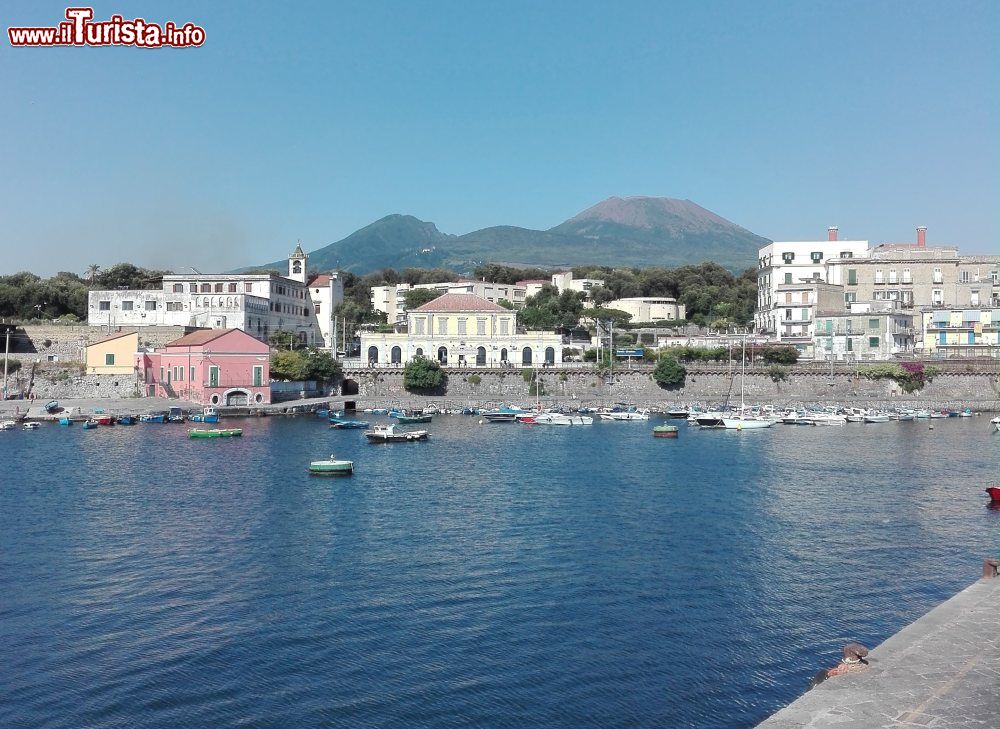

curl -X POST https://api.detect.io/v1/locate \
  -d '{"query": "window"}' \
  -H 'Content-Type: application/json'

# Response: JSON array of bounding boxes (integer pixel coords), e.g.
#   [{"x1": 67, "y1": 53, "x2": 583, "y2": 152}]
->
[
  {"x1": 902, "y1": 268, "x2": 912, "y2": 283},
  {"x1": 189, "y1": 283, "x2": 197, "y2": 293},
  {"x1": 801, "y1": 308, "x2": 809, "y2": 320},
  {"x1": 869, "y1": 318, "x2": 879, "y2": 330},
  {"x1": 159, "y1": 366, "x2": 164, "y2": 381},
  {"x1": 932, "y1": 267, "x2": 943, "y2": 284},
  {"x1": 190, "y1": 367, "x2": 195, "y2": 382},
  {"x1": 121, "y1": 300, "x2": 133, "y2": 311},
  {"x1": 868, "y1": 337, "x2": 879, "y2": 348},
  {"x1": 314, "y1": 304, "x2": 321, "y2": 314},
  {"x1": 253, "y1": 365, "x2": 263, "y2": 387},
  {"x1": 784, "y1": 308, "x2": 793, "y2": 321},
  {"x1": 105, "y1": 353, "x2": 115, "y2": 366},
  {"x1": 145, "y1": 301, "x2": 157, "y2": 311},
  {"x1": 847, "y1": 338, "x2": 853, "y2": 352},
  {"x1": 783, "y1": 272, "x2": 792, "y2": 284},
  {"x1": 172, "y1": 284, "x2": 183, "y2": 293},
  {"x1": 960, "y1": 270, "x2": 970, "y2": 284},
  {"x1": 99, "y1": 300, "x2": 111, "y2": 311},
  {"x1": 888, "y1": 269, "x2": 897, "y2": 284},
  {"x1": 214, "y1": 283, "x2": 223, "y2": 293},
  {"x1": 845, "y1": 293, "x2": 857, "y2": 303},
  {"x1": 245, "y1": 283, "x2": 253, "y2": 293},
  {"x1": 801, "y1": 292, "x2": 809, "y2": 304},
  {"x1": 457, "y1": 318, "x2": 467, "y2": 335},
  {"x1": 840, "y1": 251, "x2": 853, "y2": 259},
  {"x1": 209, "y1": 366, "x2": 220, "y2": 387},
  {"x1": 971, "y1": 290, "x2": 980, "y2": 306},
  {"x1": 782, "y1": 252, "x2": 795, "y2": 264},
  {"x1": 477, "y1": 318, "x2": 486, "y2": 336},
  {"x1": 177, "y1": 366, "x2": 183, "y2": 382},
  {"x1": 201, "y1": 284, "x2": 211, "y2": 293},
  {"x1": 932, "y1": 289, "x2": 943, "y2": 305},
  {"x1": 437, "y1": 318, "x2": 447, "y2": 335},
  {"x1": 847, "y1": 269, "x2": 857, "y2": 286},
  {"x1": 414, "y1": 317, "x2": 425, "y2": 335},
  {"x1": 811, "y1": 251, "x2": 822, "y2": 263},
  {"x1": 500, "y1": 318, "x2": 509, "y2": 336},
  {"x1": 874, "y1": 269, "x2": 884, "y2": 284},
  {"x1": 166, "y1": 302, "x2": 182, "y2": 312}
]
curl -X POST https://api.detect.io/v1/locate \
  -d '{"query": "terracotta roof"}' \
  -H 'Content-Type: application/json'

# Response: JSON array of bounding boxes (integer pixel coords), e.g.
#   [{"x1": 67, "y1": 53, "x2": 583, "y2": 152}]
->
[
  {"x1": 87, "y1": 330, "x2": 138, "y2": 347},
  {"x1": 411, "y1": 293, "x2": 508, "y2": 313},
  {"x1": 308, "y1": 274, "x2": 331, "y2": 286},
  {"x1": 164, "y1": 329, "x2": 234, "y2": 347}
]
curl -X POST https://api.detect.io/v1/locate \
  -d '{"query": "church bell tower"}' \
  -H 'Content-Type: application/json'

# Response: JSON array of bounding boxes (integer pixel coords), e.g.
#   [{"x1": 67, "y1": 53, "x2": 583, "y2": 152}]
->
[{"x1": 288, "y1": 241, "x2": 307, "y2": 283}]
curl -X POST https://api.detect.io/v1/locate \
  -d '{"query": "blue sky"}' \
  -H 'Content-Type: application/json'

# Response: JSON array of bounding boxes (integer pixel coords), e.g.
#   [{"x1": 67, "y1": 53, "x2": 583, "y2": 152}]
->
[{"x1": 1, "y1": 0, "x2": 995, "y2": 275}]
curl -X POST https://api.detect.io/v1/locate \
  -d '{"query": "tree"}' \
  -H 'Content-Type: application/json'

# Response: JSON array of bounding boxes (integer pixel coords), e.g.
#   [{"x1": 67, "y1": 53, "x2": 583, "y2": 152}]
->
[
  {"x1": 497, "y1": 298, "x2": 514, "y2": 310},
  {"x1": 653, "y1": 356, "x2": 686, "y2": 389},
  {"x1": 303, "y1": 347, "x2": 343, "y2": 383},
  {"x1": 269, "y1": 330, "x2": 304, "y2": 350},
  {"x1": 270, "y1": 350, "x2": 310, "y2": 381},
  {"x1": 403, "y1": 355, "x2": 445, "y2": 391},
  {"x1": 85, "y1": 264, "x2": 101, "y2": 282},
  {"x1": 759, "y1": 345, "x2": 799, "y2": 364},
  {"x1": 403, "y1": 288, "x2": 440, "y2": 310},
  {"x1": 581, "y1": 307, "x2": 633, "y2": 327}
]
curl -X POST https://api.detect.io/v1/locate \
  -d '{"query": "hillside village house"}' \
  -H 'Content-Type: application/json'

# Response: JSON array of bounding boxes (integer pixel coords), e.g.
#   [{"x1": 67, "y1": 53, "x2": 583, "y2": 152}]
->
[
  {"x1": 85, "y1": 330, "x2": 140, "y2": 375},
  {"x1": 371, "y1": 280, "x2": 527, "y2": 324},
  {"x1": 87, "y1": 246, "x2": 344, "y2": 349},
  {"x1": 137, "y1": 329, "x2": 271, "y2": 405},
  {"x1": 360, "y1": 293, "x2": 563, "y2": 367}
]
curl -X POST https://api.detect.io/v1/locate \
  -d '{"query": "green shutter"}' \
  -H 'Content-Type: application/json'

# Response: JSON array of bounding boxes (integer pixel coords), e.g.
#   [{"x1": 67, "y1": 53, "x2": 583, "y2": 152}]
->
[{"x1": 848, "y1": 270, "x2": 857, "y2": 285}]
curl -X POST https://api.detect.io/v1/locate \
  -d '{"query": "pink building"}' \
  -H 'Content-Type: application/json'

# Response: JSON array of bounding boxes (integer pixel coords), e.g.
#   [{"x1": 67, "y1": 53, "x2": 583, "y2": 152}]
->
[{"x1": 137, "y1": 329, "x2": 271, "y2": 406}]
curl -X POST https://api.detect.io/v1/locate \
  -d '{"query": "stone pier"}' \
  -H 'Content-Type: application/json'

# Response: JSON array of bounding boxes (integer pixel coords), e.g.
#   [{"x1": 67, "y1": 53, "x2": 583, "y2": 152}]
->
[{"x1": 758, "y1": 561, "x2": 1000, "y2": 728}]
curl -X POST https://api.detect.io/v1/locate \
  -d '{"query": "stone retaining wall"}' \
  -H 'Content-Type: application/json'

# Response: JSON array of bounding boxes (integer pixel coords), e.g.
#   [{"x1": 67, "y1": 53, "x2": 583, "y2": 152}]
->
[
  {"x1": 4, "y1": 324, "x2": 189, "y2": 363},
  {"x1": 340, "y1": 368, "x2": 1000, "y2": 411}
]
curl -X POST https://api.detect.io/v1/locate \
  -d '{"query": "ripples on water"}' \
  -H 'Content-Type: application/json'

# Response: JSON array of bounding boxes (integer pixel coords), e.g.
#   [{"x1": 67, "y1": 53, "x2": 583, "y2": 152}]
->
[{"x1": 1, "y1": 416, "x2": 997, "y2": 727}]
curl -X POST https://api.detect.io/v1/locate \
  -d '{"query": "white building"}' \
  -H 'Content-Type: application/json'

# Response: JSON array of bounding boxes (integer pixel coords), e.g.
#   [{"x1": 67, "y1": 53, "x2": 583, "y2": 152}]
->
[
  {"x1": 371, "y1": 280, "x2": 526, "y2": 324},
  {"x1": 87, "y1": 245, "x2": 343, "y2": 349},
  {"x1": 605, "y1": 297, "x2": 685, "y2": 323},
  {"x1": 756, "y1": 227, "x2": 870, "y2": 336},
  {"x1": 551, "y1": 271, "x2": 605, "y2": 299},
  {"x1": 360, "y1": 293, "x2": 563, "y2": 367}
]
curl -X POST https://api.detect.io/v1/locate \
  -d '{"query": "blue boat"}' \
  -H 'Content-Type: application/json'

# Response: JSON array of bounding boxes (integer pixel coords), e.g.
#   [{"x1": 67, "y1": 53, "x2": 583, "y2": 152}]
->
[
  {"x1": 58, "y1": 416, "x2": 72, "y2": 426},
  {"x1": 329, "y1": 419, "x2": 370, "y2": 429},
  {"x1": 140, "y1": 414, "x2": 166, "y2": 423},
  {"x1": 45, "y1": 400, "x2": 60, "y2": 413},
  {"x1": 82, "y1": 420, "x2": 98, "y2": 430},
  {"x1": 315, "y1": 409, "x2": 330, "y2": 418},
  {"x1": 189, "y1": 407, "x2": 220, "y2": 423},
  {"x1": 117, "y1": 415, "x2": 137, "y2": 425}
]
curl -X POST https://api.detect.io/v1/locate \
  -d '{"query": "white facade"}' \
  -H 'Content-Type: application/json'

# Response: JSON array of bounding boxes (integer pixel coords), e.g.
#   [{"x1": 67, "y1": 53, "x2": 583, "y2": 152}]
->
[
  {"x1": 87, "y1": 246, "x2": 343, "y2": 349},
  {"x1": 755, "y1": 230, "x2": 870, "y2": 335},
  {"x1": 361, "y1": 293, "x2": 562, "y2": 367},
  {"x1": 371, "y1": 280, "x2": 526, "y2": 324},
  {"x1": 605, "y1": 297, "x2": 686, "y2": 323},
  {"x1": 306, "y1": 272, "x2": 345, "y2": 350},
  {"x1": 551, "y1": 271, "x2": 605, "y2": 299}
]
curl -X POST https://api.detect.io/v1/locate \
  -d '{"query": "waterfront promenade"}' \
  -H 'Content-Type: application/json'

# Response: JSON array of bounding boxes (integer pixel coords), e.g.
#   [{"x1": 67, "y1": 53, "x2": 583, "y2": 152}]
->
[{"x1": 758, "y1": 565, "x2": 1000, "y2": 728}]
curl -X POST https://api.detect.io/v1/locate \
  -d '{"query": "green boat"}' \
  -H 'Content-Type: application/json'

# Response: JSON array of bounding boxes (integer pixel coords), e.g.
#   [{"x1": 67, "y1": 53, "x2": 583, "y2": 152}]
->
[
  {"x1": 188, "y1": 428, "x2": 243, "y2": 438},
  {"x1": 397, "y1": 413, "x2": 433, "y2": 424},
  {"x1": 308, "y1": 455, "x2": 354, "y2": 475},
  {"x1": 653, "y1": 425, "x2": 679, "y2": 438}
]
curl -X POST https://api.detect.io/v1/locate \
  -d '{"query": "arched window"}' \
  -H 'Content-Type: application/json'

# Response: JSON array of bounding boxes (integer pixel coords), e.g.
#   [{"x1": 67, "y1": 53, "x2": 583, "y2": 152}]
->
[
  {"x1": 437, "y1": 346, "x2": 448, "y2": 365},
  {"x1": 367, "y1": 346, "x2": 379, "y2": 364},
  {"x1": 390, "y1": 346, "x2": 402, "y2": 364},
  {"x1": 500, "y1": 348, "x2": 507, "y2": 363},
  {"x1": 522, "y1": 347, "x2": 532, "y2": 365},
  {"x1": 476, "y1": 346, "x2": 487, "y2": 366},
  {"x1": 292, "y1": 261, "x2": 302, "y2": 274},
  {"x1": 415, "y1": 347, "x2": 423, "y2": 357},
  {"x1": 544, "y1": 347, "x2": 555, "y2": 365}
]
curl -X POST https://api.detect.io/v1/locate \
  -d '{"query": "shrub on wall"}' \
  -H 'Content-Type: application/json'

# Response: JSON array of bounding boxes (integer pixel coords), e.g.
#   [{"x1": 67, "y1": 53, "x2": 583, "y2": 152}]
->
[
  {"x1": 653, "y1": 356, "x2": 686, "y2": 389},
  {"x1": 767, "y1": 365, "x2": 789, "y2": 383},
  {"x1": 403, "y1": 355, "x2": 445, "y2": 392},
  {"x1": 759, "y1": 345, "x2": 799, "y2": 364},
  {"x1": 466, "y1": 374, "x2": 481, "y2": 386},
  {"x1": 859, "y1": 362, "x2": 940, "y2": 393}
]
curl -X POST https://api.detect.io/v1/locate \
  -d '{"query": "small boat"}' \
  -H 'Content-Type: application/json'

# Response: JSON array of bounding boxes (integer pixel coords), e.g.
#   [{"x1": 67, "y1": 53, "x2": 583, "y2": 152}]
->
[
  {"x1": 598, "y1": 408, "x2": 650, "y2": 421},
  {"x1": 117, "y1": 415, "x2": 137, "y2": 425},
  {"x1": 315, "y1": 409, "x2": 331, "y2": 418},
  {"x1": 695, "y1": 412, "x2": 726, "y2": 428},
  {"x1": 189, "y1": 407, "x2": 220, "y2": 423},
  {"x1": 167, "y1": 406, "x2": 186, "y2": 423},
  {"x1": 364, "y1": 424, "x2": 429, "y2": 442},
  {"x1": 22, "y1": 422, "x2": 40, "y2": 430},
  {"x1": 929, "y1": 411, "x2": 948, "y2": 419},
  {"x1": 665, "y1": 407, "x2": 689, "y2": 419},
  {"x1": 44, "y1": 400, "x2": 60, "y2": 413},
  {"x1": 959, "y1": 408, "x2": 973, "y2": 418},
  {"x1": 653, "y1": 425, "x2": 679, "y2": 438},
  {"x1": 721, "y1": 416, "x2": 773, "y2": 430},
  {"x1": 82, "y1": 420, "x2": 99, "y2": 430},
  {"x1": 329, "y1": 419, "x2": 370, "y2": 429},
  {"x1": 188, "y1": 428, "x2": 243, "y2": 438},
  {"x1": 308, "y1": 455, "x2": 354, "y2": 475},
  {"x1": 863, "y1": 412, "x2": 891, "y2": 423},
  {"x1": 95, "y1": 415, "x2": 114, "y2": 426},
  {"x1": 532, "y1": 412, "x2": 594, "y2": 425},
  {"x1": 58, "y1": 416, "x2": 72, "y2": 426},
  {"x1": 986, "y1": 484, "x2": 1000, "y2": 503},
  {"x1": 397, "y1": 413, "x2": 433, "y2": 424},
  {"x1": 482, "y1": 406, "x2": 525, "y2": 423},
  {"x1": 140, "y1": 414, "x2": 166, "y2": 423},
  {"x1": 0, "y1": 420, "x2": 16, "y2": 431},
  {"x1": 915, "y1": 409, "x2": 932, "y2": 419},
  {"x1": 991, "y1": 417, "x2": 1000, "y2": 433}
]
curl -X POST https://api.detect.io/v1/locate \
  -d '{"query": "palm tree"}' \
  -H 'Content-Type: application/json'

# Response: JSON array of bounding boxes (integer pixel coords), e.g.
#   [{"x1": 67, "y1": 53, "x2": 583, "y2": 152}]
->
[{"x1": 85, "y1": 264, "x2": 101, "y2": 283}]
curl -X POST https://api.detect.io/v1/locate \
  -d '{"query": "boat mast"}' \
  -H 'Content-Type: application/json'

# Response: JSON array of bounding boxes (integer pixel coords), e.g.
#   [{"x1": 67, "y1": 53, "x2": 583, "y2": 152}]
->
[{"x1": 740, "y1": 334, "x2": 746, "y2": 414}]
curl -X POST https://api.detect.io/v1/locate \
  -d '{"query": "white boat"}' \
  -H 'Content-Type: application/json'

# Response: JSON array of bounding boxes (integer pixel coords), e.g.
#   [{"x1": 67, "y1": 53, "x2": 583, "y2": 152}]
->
[
  {"x1": 0, "y1": 420, "x2": 16, "y2": 431},
  {"x1": 482, "y1": 407, "x2": 525, "y2": 423},
  {"x1": 806, "y1": 411, "x2": 847, "y2": 425},
  {"x1": 914, "y1": 409, "x2": 931, "y2": 419},
  {"x1": 959, "y1": 408, "x2": 973, "y2": 417},
  {"x1": 780, "y1": 410, "x2": 813, "y2": 425},
  {"x1": 22, "y1": 421, "x2": 40, "y2": 430},
  {"x1": 665, "y1": 407, "x2": 690, "y2": 419},
  {"x1": 598, "y1": 408, "x2": 650, "y2": 421},
  {"x1": 694, "y1": 412, "x2": 726, "y2": 427},
  {"x1": 991, "y1": 417, "x2": 1000, "y2": 433},
  {"x1": 929, "y1": 411, "x2": 948, "y2": 419},
  {"x1": 722, "y1": 337, "x2": 772, "y2": 430},
  {"x1": 863, "y1": 412, "x2": 891, "y2": 423},
  {"x1": 533, "y1": 412, "x2": 593, "y2": 425},
  {"x1": 364, "y1": 424, "x2": 429, "y2": 442}
]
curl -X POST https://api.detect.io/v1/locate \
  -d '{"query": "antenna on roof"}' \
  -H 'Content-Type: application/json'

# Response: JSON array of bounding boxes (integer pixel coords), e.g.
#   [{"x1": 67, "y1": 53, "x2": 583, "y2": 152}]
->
[{"x1": 189, "y1": 267, "x2": 202, "y2": 274}]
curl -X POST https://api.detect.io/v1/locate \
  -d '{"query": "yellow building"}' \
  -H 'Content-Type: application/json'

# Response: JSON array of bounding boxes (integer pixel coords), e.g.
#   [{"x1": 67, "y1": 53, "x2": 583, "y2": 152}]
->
[
  {"x1": 361, "y1": 293, "x2": 563, "y2": 367},
  {"x1": 921, "y1": 308, "x2": 999, "y2": 356},
  {"x1": 85, "y1": 331, "x2": 140, "y2": 374}
]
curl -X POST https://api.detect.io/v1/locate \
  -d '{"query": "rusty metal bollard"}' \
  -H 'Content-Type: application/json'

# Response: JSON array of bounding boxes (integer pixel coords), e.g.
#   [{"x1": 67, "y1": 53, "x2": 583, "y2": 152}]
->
[{"x1": 983, "y1": 558, "x2": 1000, "y2": 579}]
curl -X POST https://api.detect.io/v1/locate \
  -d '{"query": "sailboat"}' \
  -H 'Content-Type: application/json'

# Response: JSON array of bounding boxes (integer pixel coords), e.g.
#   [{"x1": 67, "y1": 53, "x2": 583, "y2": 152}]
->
[{"x1": 722, "y1": 336, "x2": 773, "y2": 430}]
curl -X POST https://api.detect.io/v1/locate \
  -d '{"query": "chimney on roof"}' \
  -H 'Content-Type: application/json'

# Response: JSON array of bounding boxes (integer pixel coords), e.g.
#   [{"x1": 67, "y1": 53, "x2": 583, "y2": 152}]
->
[
  {"x1": 828, "y1": 226, "x2": 839, "y2": 242},
  {"x1": 917, "y1": 226, "x2": 926, "y2": 247}
]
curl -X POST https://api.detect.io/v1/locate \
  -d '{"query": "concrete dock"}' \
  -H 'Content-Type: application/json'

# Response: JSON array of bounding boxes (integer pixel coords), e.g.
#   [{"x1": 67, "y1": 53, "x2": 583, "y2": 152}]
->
[{"x1": 758, "y1": 562, "x2": 1000, "y2": 728}]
